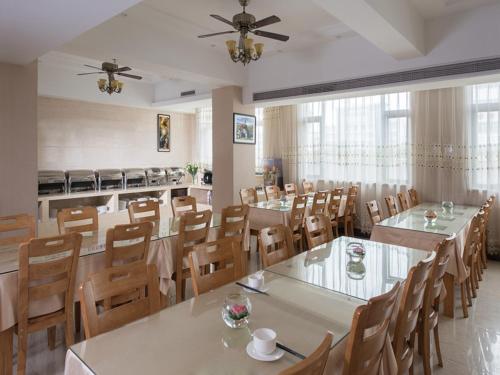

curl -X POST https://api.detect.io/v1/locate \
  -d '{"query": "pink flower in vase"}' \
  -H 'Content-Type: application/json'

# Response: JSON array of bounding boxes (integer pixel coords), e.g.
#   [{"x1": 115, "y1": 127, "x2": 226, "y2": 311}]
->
[{"x1": 229, "y1": 304, "x2": 248, "y2": 320}]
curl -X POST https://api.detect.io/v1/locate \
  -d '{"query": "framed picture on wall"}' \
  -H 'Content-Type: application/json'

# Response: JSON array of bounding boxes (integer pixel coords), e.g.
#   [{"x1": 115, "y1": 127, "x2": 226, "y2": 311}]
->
[
  {"x1": 157, "y1": 114, "x2": 171, "y2": 152},
  {"x1": 233, "y1": 113, "x2": 256, "y2": 145}
]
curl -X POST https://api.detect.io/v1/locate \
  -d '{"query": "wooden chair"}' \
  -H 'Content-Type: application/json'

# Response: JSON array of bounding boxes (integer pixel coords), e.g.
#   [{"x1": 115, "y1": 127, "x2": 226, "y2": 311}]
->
[
  {"x1": 385, "y1": 196, "x2": 399, "y2": 217},
  {"x1": 304, "y1": 215, "x2": 334, "y2": 249},
  {"x1": 79, "y1": 263, "x2": 161, "y2": 339},
  {"x1": 461, "y1": 216, "x2": 481, "y2": 310},
  {"x1": 392, "y1": 253, "x2": 435, "y2": 375},
  {"x1": 57, "y1": 206, "x2": 98, "y2": 234},
  {"x1": 365, "y1": 200, "x2": 383, "y2": 226},
  {"x1": 408, "y1": 188, "x2": 419, "y2": 207},
  {"x1": 218, "y1": 205, "x2": 249, "y2": 272},
  {"x1": 189, "y1": 237, "x2": 243, "y2": 297},
  {"x1": 343, "y1": 282, "x2": 401, "y2": 375},
  {"x1": 284, "y1": 183, "x2": 297, "y2": 196},
  {"x1": 397, "y1": 192, "x2": 409, "y2": 212},
  {"x1": 331, "y1": 187, "x2": 344, "y2": 198},
  {"x1": 289, "y1": 195, "x2": 308, "y2": 252},
  {"x1": 258, "y1": 225, "x2": 295, "y2": 268},
  {"x1": 311, "y1": 191, "x2": 329, "y2": 216},
  {"x1": 174, "y1": 210, "x2": 212, "y2": 303},
  {"x1": 418, "y1": 237, "x2": 454, "y2": 375},
  {"x1": 240, "y1": 187, "x2": 258, "y2": 204},
  {"x1": 0, "y1": 214, "x2": 35, "y2": 246},
  {"x1": 479, "y1": 202, "x2": 491, "y2": 271},
  {"x1": 342, "y1": 194, "x2": 356, "y2": 236},
  {"x1": 348, "y1": 185, "x2": 359, "y2": 196},
  {"x1": 105, "y1": 221, "x2": 153, "y2": 267},
  {"x1": 265, "y1": 185, "x2": 281, "y2": 201},
  {"x1": 303, "y1": 181, "x2": 315, "y2": 194},
  {"x1": 279, "y1": 332, "x2": 334, "y2": 375},
  {"x1": 17, "y1": 233, "x2": 82, "y2": 374},
  {"x1": 128, "y1": 200, "x2": 160, "y2": 223},
  {"x1": 327, "y1": 194, "x2": 341, "y2": 238},
  {"x1": 171, "y1": 196, "x2": 197, "y2": 217}
]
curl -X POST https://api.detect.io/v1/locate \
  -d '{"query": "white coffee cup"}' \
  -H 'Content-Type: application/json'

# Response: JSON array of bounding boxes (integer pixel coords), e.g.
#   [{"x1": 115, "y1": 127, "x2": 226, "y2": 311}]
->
[
  {"x1": 253, "y1": 328, "x2": 277, "y2": 355},
  {"x1": 248, "y1": 274, "x2": 264, "y2": 289}
]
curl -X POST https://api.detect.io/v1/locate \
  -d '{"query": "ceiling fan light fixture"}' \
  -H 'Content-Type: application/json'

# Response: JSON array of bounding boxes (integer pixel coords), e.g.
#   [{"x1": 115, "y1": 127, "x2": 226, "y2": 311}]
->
[
  {"x1": 244, "y1": 38, "x2": 254, "y2": 50},
  {"x1": 226, "y1": 39, "x2": 237, "y2": 55},
  {"x1": 254, "y1": 43, "x2": 264, "y2": 56}
]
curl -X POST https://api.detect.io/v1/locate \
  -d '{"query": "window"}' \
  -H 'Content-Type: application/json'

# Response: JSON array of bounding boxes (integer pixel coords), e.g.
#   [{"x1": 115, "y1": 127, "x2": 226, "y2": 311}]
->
[
  {"x1": 469, "y1": 83, "x2": 500, "y2": 189},
  {"x1": 297, "y1": 92, "x2": 410, "y2": 184},
  {"x1": 255, "y1": 107, "x2": 264, "y2": 172},
  {"x1": 194, "y1": 106, "x2": 212, "y2": 169}
]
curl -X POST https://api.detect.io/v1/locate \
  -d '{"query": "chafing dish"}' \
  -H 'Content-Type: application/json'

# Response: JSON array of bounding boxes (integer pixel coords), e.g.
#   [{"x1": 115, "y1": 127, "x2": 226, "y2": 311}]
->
[
  {"x1": 123, "y1": 168, "x2": 147, "y2": 189},
  {"x1": 145, "y1": 167, "x2": 167, "y2": 186},
  {"x1": 166, "y1": 167, "x2": 185, "y2": 185},
  {"x1": 38, "y1": 170, "x2": 67, "y2": 195},
  {"x1": 97, "y1": 169, "x2": 123, "y2": 191},
  {"x1": 67, "y1": 170, "x2": 96, "y2": 193}
]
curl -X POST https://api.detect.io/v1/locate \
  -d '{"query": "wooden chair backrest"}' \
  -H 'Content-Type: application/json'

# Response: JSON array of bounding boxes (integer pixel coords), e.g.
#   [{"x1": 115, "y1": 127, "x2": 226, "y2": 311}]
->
[
  {"x1": 289, "y1": 195, "x2": 308, "y2": 233},
  {"x1": 219, "y1": 204, "x2": 249, "y2": 240},
  {"x1": 408, "y1": 188, "x2": 419, "y2": 207},
  {"x1": 384, "y1": 196, "x2": 399, "y2": 217},
  {"x1": 332, "y1": 187, "x2": 344, "y2": 198},
  {"x1": 304, "y1": 215, "x2": 334, "y2": 249},
  {"x1": 420, "y1": 237, "x2": 454, "y2": 329},
  {"x1": 0, "y1": 214, "x2": 35, "y2": 246},
  {"x1": 265, "y1": 185, "x2": 281, "y2": 201},
  {"x1": 328, "y1": 194, "x2": 342, "y2": 222},
  {"x1": 311, "y1": 191, "x2": 329, "y2": 216},
  {"x1": 284, "y1": 183, "x2": 297, "y2": 196},
  {"x1": 258, "y1": 225, "x2": 295, "y2": 268},
  {"x1": 392, "y1": 253, "x2": 435, "y2": 372},
  {"x1": 171, "y1": 196, "x2": 196, "y2": 217},
  {"x1": 18, "y1": 233, "x2": 82, "y2": 329},
  {"x1": 189, "y1": 237, "x2": 243, "y2": 296},
  {"x1": 128, "y1": 200, "x2": 160, "y2": 224},
  {"x1": 348, "y1": 185, "x2": 359, "y2": 196},
  {"x1": 279, "y1": 332, "x2": 334, "y2": 375},
  {"x1": 303, "y1": 181, "x2": 315, "y2": 194},
  {"x1": 397, "y1": 192, "x2": 409, "y2": 211},
  {"x1": 79, "y1": 263, "x2": 161, "y2": 339},
  {"x1": 344, "y1": 194, "x2": 356, "y2": 219},
  {"x1": 343, "y1": 282, "x2": 401, "y2": 375},
  {"x1": 57, "y1": 207, "x2": 98, "y2": 234},
  {"x1": 105, "y1": 222, "x2": 153, "y2": 267},
  {"x1": 240, "y1": 188, "x2": 258, "y2": 204},
  {"x1": 462, "y1": 215, "x2": 480, "y2": 266},
  {"x1": 365, "y1": 200, "x2": 383, "y2": 226}
]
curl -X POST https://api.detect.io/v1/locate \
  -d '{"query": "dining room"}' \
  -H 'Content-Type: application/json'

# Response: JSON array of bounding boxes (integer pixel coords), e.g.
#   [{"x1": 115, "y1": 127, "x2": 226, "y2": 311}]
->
[{"x1": 1, "y1": 0, "x2": 500, "y2": 374}]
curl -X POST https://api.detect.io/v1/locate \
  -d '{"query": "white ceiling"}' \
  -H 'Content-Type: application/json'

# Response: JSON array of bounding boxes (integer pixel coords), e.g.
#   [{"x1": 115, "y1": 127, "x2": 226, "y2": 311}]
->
[
  {"x1": 0, "y1": 0, "x2": 141, "y2": 65},
  {"x1": 410, "y1": 0, "x2": 500, "y2": 19}
]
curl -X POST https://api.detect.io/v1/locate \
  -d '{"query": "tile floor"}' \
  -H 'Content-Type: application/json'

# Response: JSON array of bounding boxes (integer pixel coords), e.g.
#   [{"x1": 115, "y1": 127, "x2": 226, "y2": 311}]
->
[{"x1": 12, "y1": 249, "x2": 500, "y2": 375}]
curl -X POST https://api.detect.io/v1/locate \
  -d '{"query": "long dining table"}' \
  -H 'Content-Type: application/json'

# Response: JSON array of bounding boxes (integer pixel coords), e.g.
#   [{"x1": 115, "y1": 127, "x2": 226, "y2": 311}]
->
[
  {"x1": 0, "y1": 213, "x2": 223, "y2": 375},
  {"x1": 370, "y1": 202, "x2": 479, "y2": 318},
  {"x1": 64, "y1": 236, "x2": 430, "y2": 375}
]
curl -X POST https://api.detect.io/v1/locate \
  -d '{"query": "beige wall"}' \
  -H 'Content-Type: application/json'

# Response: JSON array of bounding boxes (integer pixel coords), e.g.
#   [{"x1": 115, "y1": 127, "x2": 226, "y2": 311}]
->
[
  {"x1": 212, "y1": 86, "x2": 255, "y2": 212},
  {"x1": 0, "y1": 62, "x2": 38, "y2": 217},
  {"x1": 38, "y1": 97, "x2": 195, "y2": 170}
]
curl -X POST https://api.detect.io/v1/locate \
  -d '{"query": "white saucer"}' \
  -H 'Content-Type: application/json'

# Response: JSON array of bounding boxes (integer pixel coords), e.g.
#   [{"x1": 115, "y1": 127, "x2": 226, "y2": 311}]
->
[
  {"x1": 243, "y1": 285, "x2": 270, "y2": 294},
  {"x1": 246, "y1": 342, "x2": 284, "y2": 362}
]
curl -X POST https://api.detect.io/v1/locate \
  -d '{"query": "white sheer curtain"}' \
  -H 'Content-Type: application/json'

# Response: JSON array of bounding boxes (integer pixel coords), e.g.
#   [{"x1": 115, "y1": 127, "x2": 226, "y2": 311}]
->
[{"x1": 194, "y1": 106, "x2": 212, "y2": 169}]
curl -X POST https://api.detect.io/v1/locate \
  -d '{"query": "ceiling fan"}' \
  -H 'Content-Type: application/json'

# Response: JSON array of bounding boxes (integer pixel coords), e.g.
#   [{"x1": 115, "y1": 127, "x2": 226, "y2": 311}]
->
[
  {"x1": 198, "y1": 0, "x2": 289, "y2": 65},
  {"x1": 77, "y1": 59, "x2": 142, "y2": 95}
]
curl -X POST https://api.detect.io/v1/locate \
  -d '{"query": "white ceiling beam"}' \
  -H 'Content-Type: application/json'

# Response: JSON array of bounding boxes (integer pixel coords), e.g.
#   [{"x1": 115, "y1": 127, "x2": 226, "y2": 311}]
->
[{"x1": 313, "y1": 0, "x2": 426, "y2": 59}]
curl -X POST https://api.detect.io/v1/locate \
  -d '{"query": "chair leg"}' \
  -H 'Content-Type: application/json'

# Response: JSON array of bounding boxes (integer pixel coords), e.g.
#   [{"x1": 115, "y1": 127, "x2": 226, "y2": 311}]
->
[
  {"x1": 465, "y1": 277, "x2": 473, "y2": 307},
  {"x1": 17, "y1": 329, "x2": 28, "y2": 375},
  {"x1": 65, "y1": 318, "x2": 75, "y2": 347},
  {"x1": 422, "y1": 327, "x2": 432, "y2": 375},
  {"x1": 47, "y1": 326, "x2": 56, "y2": 350},
  {"x1": 74, "y1": 301, "x2": 81, "y2": 333},
  {"x1": 433, "y1": 324, "x2": 444, "y2": 367},
  {"x1": 460, "y1": 282, "x2": 468, "y2": 318},
  {"x1": 175, "y1": 276, "x2": 182, "y2": 304},
  {"x1": 409, "y1": 331, "x2": 416, "y2": 375}
]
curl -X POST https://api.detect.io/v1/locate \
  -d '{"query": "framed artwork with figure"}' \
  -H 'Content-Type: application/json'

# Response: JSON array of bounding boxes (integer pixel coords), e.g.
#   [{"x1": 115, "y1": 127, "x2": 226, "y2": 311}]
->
[
  {"x1": 233, "y1": 113, "x2": 256, "y2": 145},
  {"x1": 157, "y1": 114, "x2": 170, "y2": 152}
]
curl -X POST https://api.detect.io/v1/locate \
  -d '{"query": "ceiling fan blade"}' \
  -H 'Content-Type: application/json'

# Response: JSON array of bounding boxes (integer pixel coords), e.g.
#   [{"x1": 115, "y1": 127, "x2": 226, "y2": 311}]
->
[
  {"x1": 210, "y1": 14, "x2": 234, "y2": 27},
  {"x1": 83, "y1": 64, "x2": 103, "y2": 71},
  {"x1": 250, "y1": 15, "x2": 281, "y2": 29},
  {"x1": 77, "y1": 72, "x2": 105, "y2": 75},
  {"x1": 117, "y1": 72, "x2": 142, "y2": 80},
  {"x1": 198, "y1": 30, "x2": 237, "y2": 38},
  {"x1": 253, "y1": 29, "x2": 290, "y2": 42},
  {"x1": 115, "y1": 66, "x2": 131, "y2": 72}
]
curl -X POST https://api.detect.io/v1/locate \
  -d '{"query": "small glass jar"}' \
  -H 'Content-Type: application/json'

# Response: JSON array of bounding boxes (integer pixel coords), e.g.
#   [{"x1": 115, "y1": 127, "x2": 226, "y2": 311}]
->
[
  {"x1": 346, "y1": 242, "x2": 366, "y2": 262},
  {"x1": 424, "y1": 209, "x2": 438, "y2": 224},
  {"x1": 221, "y1": 293, "x2": 252, "y2": 329},
  {"x1": 442, "y1": 201, "x2": 454, "y2": 216}
]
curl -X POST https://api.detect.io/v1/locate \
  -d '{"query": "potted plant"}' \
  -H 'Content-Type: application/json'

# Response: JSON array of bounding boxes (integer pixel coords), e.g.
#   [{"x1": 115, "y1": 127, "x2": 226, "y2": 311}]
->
[{"x1": 185, "y1": 162, "x2": 199, "y2": 184}]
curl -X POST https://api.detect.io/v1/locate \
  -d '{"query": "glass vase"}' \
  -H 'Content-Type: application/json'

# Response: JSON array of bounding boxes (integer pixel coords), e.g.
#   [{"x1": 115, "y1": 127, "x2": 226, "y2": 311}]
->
[{"x1": 221, "y1": 293, "x2": 251, "y2": 329}]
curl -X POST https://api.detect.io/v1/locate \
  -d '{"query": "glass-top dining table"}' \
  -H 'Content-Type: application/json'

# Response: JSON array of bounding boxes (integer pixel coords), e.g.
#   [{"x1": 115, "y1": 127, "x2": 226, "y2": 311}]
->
[
  {"x1": 370, "y1": 202, "x2": 480, "y2": 317},
  {"x1": 64, "y1": 236, "x2": 426, "y2": 375}
]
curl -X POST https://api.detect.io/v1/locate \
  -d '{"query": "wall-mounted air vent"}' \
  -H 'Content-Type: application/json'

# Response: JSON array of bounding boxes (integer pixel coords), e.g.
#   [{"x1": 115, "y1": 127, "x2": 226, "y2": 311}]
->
[
  {"x1": 181, "y1": 90, "x2": 196, "y2": 97},
  {"x1": 253, "y1": 57, "x2": 500, "y2": 102}
]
